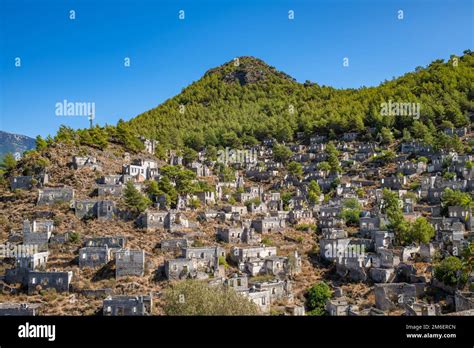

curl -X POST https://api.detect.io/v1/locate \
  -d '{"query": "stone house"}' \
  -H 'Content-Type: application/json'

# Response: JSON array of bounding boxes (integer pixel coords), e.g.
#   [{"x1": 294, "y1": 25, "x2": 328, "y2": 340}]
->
[
  {"x1": 84, "y1": 236, "x2": 126, "y2": 249},
  {"x1": 74, "y1": 200, "x2": 97, "y2": 219},
  {"x1": 241, "y1": 288, "x2": 271, "y2": 313},
  {"x1": 222, "y1": 205, "x2": 248, "y2": 216},
  {"x1": 72, "y1": 156, "x2": 100, "y2": 170},
  {"x1": 37, "y1": 187, "x2": 74, "y2": 205},
  {"x1": 374, "y1": 283, "x2": 417, "y2": 311},
  {"x1": 10, "y1": 173, "x2": 48, "y2": 190},
  {"x1": 342, "y1": 132, "x2": 358, "y2": 142},
  {"x1": 448, "y1": 206, "x2": 473, "y2": 231},
  {"x1": 138, "y1": 210, "x2": 168, "y2": 231},
  {"x1": 454, "y1": 291, "x2": 474, "y2": 312},
  {"x1": 103, "y1": 294, "x2": 153, "y2": 316},
  {"x1": 381, "y1": 175, "x2": 407, "y2": 190},
  {"x1": 326, "y1": 298, "x2": 351, "y2": 316},
  {"x1": 195, "y1": 191, "x2": 216, "y2": 205},
  {"x1": 165, "y1": 211, "x2": 190, "y2": 231},
  {"x1": 397, "y1": 161, "x2": 427, "y2": 176},
  {"x1": 140, "y1": 137, "x2": 158, "y2": 154},
  {"x1": 401, "y1": 142, "x2": 434, "y2": 156},
  {"x1": 250, "y1": 279, "x2": 292, "y2": 302},
  {"x1": 115, "y1": 249, "x2": 145, "y2": 278},
  {"x1": 5, "y1": 251, "x2": 49, "y2": 284},
  {"x1": 160, "y1": 238, "x2": 190, "y2": 252},
  {"x1": 181, "y1": 246, "x2": 225, "y2": 260},
  {"x1": 98, "y1": 175, "x2": 123, "y2": 185},
  {"x1": 27, "y1": 271, "x2": 73, "y2": 294},
  {"x1": 74, "y1": 200, "x2": 116, "y2": 220},
  {"x1": 79, "y1": 246, "x2": 111, "y2": 268},
  {"x1": 374, "y1": 231, "x2": 394, "y2": 249},
  {"x1": 164, "y1": 258, "x2": 196, "y2": 280},
  {"x1": 224, "y1": 274, "x2": 249, "y2": 291},
  {"x1": 405, "y1": 301, "x2": 440, "y2": 316},
  {"x1": 216, "y1": 226, "x2": 246, "y2": 244},
  {"x1": 97, "y1": 184, "x2": 123, "y2": 197},
  {"x1": 189, "y1": 162, "x2": 211, "y2": 177},
  {"x1": 0, "y1": 303, "x2": 41, "y2": 316},
  {"x1": 318, "y1": 216, "x2": 345, "y2": 230},
  {"x1": 360, "y1": 216, "x2": 386, "y2": 237},
  {"x1": 288, "y1": 210, "x2": 314, "y2": 225},
  {"x1": 22, "y1": 220, "x2": 53, "y2": 248},
  {"x1": 230, "y1": 246, "x2": 277, "y2": 264},
  {"x1": 252, "y1": 217, "x2": 286, "y2": 233}
]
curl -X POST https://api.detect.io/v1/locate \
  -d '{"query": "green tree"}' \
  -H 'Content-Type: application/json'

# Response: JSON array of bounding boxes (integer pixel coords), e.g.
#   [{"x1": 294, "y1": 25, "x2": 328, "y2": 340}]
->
[
  {"x1": 340, "y1": 198, "x2": 361, "y2": 226},
  {"x1": 306, "y1": 282, "x2": 332, "y2": 316},
  {"x1": 273, "y1": 143, "x2": 292, "y2": 163},
  {"x1": 379, "y1": 127, "x2": 394, "y2": 144},
  {"x1": 123, "y1": 181, "x2": 151, "y2": 213},
  {"x1": 403, "y1": 217, "x2": 435, "y2": 244},
  {"x1": 288, "y1": 161, "x2": 303, "y2": 179},
  {"x1": 325, "y1": 142, "x2": 341, "y2": 172},
  {"x1": 317, "y1": 161, "x2": 331, "y2": 171},
  {"x1": 434, "y1": 256, "x2": 468, "y2": 287},
  {"x1": 1, "y1": 153, "x2": 17, "y2": 171},
  {"x1": 308, "y1": 180, "x2": 321, "y2": 205},
  {"x1": 163, "y1": 280, "x2": 259, "y2": 315},
  {"x1": 441, "y1": 188, "x2": 473, "y2": 208},
  {"x1": 35, "y1": 135, "x2": 48, "y2": 151}
]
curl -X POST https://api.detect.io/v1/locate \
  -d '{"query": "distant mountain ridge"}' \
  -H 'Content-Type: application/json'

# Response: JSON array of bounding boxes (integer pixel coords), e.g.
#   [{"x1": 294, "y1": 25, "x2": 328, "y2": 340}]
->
[{"x1": 0, "y1": 130, "x2": 36, "y2": 159}]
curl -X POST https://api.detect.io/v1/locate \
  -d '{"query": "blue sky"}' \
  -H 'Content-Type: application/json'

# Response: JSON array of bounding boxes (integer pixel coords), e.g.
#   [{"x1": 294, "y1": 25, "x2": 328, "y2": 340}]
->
[{"x1": 0, "y1": 0, "x2": 472, "y2": 138}]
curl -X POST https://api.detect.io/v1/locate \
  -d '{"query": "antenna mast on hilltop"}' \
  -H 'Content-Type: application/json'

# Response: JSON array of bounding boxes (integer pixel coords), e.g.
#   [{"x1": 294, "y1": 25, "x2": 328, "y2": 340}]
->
[{"x1": 88, "y1": 110, "x2": 95, "y2": 128}]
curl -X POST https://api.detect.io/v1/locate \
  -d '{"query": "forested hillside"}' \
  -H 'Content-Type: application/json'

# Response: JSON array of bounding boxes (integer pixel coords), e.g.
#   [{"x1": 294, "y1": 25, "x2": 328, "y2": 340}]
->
[{"x1": 127, "y1": 52, "x2": 473, "y2": 150}]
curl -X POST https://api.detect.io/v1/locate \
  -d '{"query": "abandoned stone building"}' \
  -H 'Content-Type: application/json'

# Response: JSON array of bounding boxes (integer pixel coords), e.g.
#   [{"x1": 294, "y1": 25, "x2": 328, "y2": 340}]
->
[
  {"x1": 97, "y1": 184, "x2": 123, "y2": 197},
  {"x1": 374, "y1": 283, "x2": 417, "y2": 311},
  {"x1": 98, "y1": 175, "x2": 122, "y2": 185},
  {"x1": 10, "y1": 173, "x2": 48, "y2": 190},
  {"x1": 454, "y1": 291, "x2": 474, "y2": 312},
  {"x1": 37, "y1": 187, "x2": 74, "y2": 205},
  {"x1": 241, "y1": 288, "x2": 271, "y2": 313},
  {"x1": 140, "y1": 137, "x2": 158, "y2": 155},
  {"x1": 83, "y1": 236, "x2": 126, "y2": 249},
  {"x1": 0, "y1": 303, "x2": 42, "y2": 316},
  {"x1": 74, "y1": 200, "x2": 116, "y2": 220},
  {"x1": 103, "y1": 294, "x2": 153, "y2": 316},
  {"x1": 250, "y1": 279, "x2": 292, "y2": 302},
  {"x1": 216, "y1": 226, "x2": 245, "y2": 244},
  {"x1": 224, "y1": 274, "x2": 249, "y2": 291},
  {"x1": 5, "y1": 251, "x2": 49, "y2": 285},
  {"x1": 181, "y1": 246, "x2": 225, "y2": 260},
  {"x1": 230, "y1": 245, "x2": 278, "y2": 264},
  {"x1": 72, "y1": 156, "x2": 100, "y2": 170},
  {"x1": 79, "y1": 246, "x2": 111, "y2": 268},
  {"x1": 22, "y1": 220, "x2": 53, "y2": 248},
  {"x1": 160, "y1": 238, "x2": 190, "y2": 252},
  {"x1": 252, "y1": 217, "x2": 286, "y2": 233},
  {"x1": 138, "y1": 210, "x2": 168, "y2": 230},
  {"x1": 194, "y1": 191, "x2": 216, "y2": 205},
  {"x1": 27, "y1": 271, "x2": 73, "y2": 294},
  {"x1": 164, "y1": 258, "x2": 196, "y2": 280},
  {"x1": 115, "y1": 249, "x2": 145, "y2": 278}
]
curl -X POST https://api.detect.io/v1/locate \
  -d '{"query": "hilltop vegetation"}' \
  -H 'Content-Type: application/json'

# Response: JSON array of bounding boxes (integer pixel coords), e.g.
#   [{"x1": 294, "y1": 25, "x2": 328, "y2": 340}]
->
[
  {"x1": 16, "y1": 51, "x2": 473, "y2": 157},
  {"x1": 126, "y1": 52, "x2": 474, "y2": 151}
]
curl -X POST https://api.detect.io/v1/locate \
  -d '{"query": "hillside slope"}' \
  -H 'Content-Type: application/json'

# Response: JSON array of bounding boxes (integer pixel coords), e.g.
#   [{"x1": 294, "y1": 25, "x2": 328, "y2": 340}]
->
[{"x1": 127, "y1": 53, "x2": 474, "y2": 149}]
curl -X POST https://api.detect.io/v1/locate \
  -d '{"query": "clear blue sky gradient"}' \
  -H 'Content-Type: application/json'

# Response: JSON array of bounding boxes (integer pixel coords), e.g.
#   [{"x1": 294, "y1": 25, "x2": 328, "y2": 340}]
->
[{"x1": 0, "y1": 0, "x2": 472, "y2": 138}]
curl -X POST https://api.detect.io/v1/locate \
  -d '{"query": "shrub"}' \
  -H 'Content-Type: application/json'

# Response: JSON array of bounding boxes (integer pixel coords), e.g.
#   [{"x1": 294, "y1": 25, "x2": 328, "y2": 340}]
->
[
  {"x1": 434, "y1": 256, "x2": 468, "y2": 287},
  {"x1": 163, "y1": 280, "x2": 259, "y2": 315},
  {"x1": 306, "y1": 281, "x2": 332, "y2": 316}
]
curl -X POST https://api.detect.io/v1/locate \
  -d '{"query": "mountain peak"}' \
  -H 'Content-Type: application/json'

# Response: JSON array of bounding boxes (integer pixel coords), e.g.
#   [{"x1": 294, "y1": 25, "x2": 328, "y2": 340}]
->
[{"x1": 204, "y1": 56, "x2": 296, "y2": 85}]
